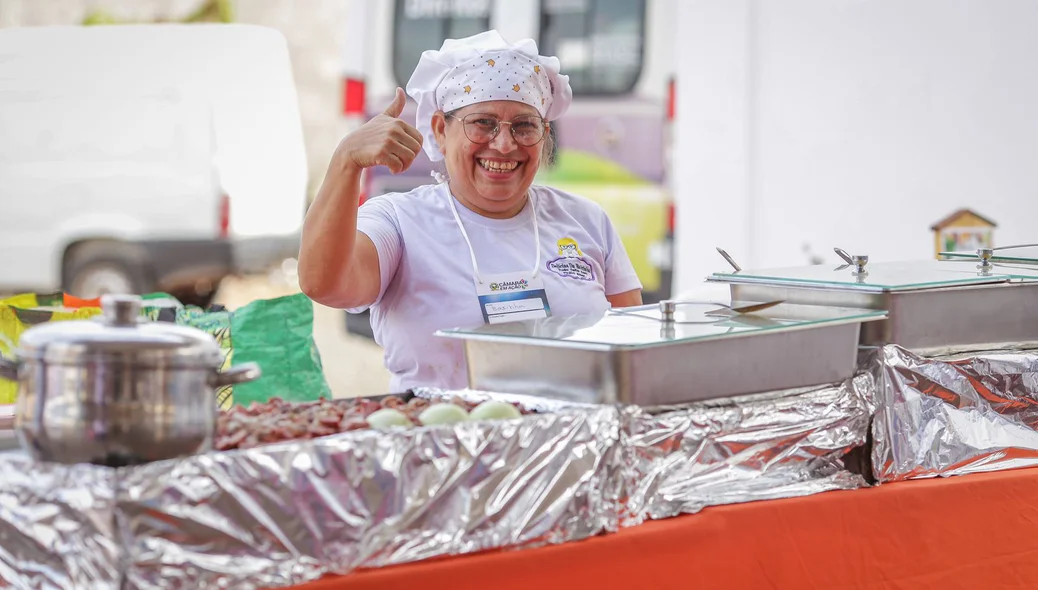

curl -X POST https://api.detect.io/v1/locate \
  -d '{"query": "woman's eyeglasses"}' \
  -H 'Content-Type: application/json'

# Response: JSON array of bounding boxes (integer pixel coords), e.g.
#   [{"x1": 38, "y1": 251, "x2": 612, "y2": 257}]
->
[{"x1": 445, "y1": 113, "x2": 547, "y2": 147}]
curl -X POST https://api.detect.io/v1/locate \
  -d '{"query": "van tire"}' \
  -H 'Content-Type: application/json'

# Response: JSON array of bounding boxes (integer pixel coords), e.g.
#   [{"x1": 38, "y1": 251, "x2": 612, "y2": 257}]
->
[{"x1": 63, "y1": 242, "x2": 153, "y2": 299}]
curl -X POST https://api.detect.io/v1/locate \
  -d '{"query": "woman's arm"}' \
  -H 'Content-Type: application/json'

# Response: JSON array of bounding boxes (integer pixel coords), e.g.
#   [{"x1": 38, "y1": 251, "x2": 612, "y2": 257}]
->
[
  {"x1": 607, "y1": 289, "x2": 643, "y2": 309},
  {"x1": 298, "y1": 162, "x2": 381, "y2": 309},
  {"x1": 297, "y1": 88, "x2": 423, "y2": 309},
  {"x1": 597, "y1": 205, "x2": 644, "y2": 309}
]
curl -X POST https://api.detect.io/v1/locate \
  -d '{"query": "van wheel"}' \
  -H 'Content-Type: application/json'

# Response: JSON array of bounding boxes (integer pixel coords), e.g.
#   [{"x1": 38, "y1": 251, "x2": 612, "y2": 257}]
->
[{"x1": 63, "y1": 242, "x2": 152, "y2": 299}]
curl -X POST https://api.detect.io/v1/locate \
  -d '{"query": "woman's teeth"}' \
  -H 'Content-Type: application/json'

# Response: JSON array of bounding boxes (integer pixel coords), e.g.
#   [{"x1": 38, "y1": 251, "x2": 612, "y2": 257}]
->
[{"x1": 478, "y1": 159, "x2": 519, "y2": 172}]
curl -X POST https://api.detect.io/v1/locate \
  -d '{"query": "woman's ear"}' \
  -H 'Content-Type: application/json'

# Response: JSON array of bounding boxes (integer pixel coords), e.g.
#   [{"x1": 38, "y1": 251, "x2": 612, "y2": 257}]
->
[{"x1": 431, "y1": 111, "x2": 448, "y2": 155}]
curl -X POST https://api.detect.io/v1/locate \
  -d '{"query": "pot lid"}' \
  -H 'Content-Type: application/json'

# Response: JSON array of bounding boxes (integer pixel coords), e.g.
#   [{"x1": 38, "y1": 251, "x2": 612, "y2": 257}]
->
[
  {"x1": 708, "y1": 259, "x2": 1018, "y2": 293},
  {"x1": 15, "y1": 294, "x2": 222, "y2": 365}
]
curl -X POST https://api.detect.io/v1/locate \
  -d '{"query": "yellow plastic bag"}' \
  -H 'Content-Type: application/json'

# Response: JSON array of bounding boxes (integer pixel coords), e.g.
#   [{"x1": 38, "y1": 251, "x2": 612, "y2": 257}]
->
[
  {"x1": 0, "y1": 292, "x2": 325, "y2": 408},
  {"x1": 0, "y1": 302, "x2": 103, "y2": 404}
]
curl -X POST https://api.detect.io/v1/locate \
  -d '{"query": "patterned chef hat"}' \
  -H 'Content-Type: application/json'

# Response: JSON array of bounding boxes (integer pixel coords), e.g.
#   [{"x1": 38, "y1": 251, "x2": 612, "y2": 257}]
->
[{"x1": 406, "y1": 30, "x2": 573, "y2": 162}]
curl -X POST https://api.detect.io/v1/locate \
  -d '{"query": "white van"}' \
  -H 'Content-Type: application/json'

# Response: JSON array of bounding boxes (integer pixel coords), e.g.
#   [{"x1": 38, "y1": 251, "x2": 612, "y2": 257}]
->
[{"x1": 0, "y1": 24, "x2": 308, "y2": 306}]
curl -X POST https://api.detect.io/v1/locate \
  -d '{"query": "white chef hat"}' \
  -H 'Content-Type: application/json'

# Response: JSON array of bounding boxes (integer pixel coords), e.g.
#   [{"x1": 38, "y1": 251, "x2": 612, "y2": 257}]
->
[{"x1": 405, "y1": 30, "x2": 573, "y2": 162}]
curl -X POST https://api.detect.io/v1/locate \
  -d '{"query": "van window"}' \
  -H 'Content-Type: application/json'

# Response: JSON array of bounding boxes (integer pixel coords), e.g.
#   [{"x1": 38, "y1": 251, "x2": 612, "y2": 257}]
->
[
  {"x1": 539, "y1": 0, "x2": 645, "y2": 95},
  {"x1": 393, "y1": 0, "x2": 492, "y2": 87}
]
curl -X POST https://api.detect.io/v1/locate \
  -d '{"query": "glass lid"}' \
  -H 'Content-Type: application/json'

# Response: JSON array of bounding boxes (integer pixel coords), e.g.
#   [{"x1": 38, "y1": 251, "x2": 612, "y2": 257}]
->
[
  {"x1": 436, "y1": 301, "x2": 887, "y2": 350},
  {"x1": 939, "y1": 258, "x2": 1038, "y2": 279},
  {"x1": 709, "y1": 260, "x2": 1014, "y2": 292},
  {"x1": 941, "y1": 245, "x2": 1038, "y2": 265}
]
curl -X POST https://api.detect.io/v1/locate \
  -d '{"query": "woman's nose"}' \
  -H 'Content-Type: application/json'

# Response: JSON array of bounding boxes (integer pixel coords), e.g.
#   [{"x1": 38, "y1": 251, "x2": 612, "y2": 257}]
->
[{"x1": 489, "y1": 124, "x2": 519, "y2": 153}]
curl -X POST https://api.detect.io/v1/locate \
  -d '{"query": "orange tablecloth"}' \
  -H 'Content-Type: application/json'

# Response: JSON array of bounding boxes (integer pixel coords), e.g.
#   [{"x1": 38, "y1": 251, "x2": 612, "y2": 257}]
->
[{"x1": 292, "y1": 468, "x2": 1038, "y2": 590}]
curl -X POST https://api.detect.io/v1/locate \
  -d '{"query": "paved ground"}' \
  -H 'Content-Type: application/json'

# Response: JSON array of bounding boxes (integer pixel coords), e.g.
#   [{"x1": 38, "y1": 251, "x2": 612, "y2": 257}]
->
[{"x1": 214, "y1": 274, "x2": 391, "y2": 399}]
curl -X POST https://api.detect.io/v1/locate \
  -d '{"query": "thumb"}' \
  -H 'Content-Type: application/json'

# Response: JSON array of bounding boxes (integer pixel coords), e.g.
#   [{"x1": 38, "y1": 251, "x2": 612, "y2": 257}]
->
[{"x1": 383, "y1": 87, "x2": 406, "y2": 118}]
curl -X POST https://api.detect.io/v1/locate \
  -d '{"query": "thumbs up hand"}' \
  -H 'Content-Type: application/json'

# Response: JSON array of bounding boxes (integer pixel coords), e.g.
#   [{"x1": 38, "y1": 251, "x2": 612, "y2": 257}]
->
[{"x1": 335, "y1": 87, "x2": 424, "y2": 174}]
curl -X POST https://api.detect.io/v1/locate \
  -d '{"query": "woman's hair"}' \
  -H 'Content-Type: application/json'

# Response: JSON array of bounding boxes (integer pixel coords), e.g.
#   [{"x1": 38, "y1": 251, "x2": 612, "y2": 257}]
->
[{"x1": 443, "y1": 107, "x2": 557, "y2": 167}]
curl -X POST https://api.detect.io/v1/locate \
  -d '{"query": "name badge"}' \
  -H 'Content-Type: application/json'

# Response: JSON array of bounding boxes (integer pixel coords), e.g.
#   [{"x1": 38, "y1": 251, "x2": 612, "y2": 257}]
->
[{"x1": 475, "y1": 272, "x2": 552, "y2": 325}]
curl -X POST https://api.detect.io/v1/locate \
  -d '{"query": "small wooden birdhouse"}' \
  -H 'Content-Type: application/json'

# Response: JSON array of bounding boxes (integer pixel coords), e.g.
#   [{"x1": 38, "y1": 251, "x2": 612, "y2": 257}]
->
[{"x1": 931, "y1": 208, "x2": 996, "y2": 259}]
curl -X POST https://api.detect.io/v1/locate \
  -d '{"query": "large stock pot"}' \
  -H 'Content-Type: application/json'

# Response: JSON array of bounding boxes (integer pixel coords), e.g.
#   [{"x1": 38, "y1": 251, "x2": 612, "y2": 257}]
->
[{"x1": 0, "y1": 294, "x2": 259, "y2": 465}]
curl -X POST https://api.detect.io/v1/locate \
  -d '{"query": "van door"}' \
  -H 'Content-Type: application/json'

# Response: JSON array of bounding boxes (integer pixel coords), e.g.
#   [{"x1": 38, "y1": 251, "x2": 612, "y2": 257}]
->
[{"x1": 534, "y1": 0, "x2": 671, "y2": 299}]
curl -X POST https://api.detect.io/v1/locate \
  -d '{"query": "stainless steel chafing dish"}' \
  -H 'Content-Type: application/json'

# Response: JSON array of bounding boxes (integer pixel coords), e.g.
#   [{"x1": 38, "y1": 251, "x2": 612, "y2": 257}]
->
[
  {"x1": 940, "y1": 244, "x2": 1038, "y2": 265},
  {"x1": 436, "y1": 301, "x2": 886, "y2": 405},
  {"x1": 706, "y1": 247, "x2": 1038, "y2": 352}
]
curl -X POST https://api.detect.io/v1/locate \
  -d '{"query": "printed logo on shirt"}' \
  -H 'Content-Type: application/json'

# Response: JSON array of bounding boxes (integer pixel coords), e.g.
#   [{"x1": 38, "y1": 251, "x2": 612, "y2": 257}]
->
[
  {"x1": 489, "y1": 279, "x2": 530, "y2": 292},
  {"x1": 556, "y1": 237, "x2": 583, "y2": 258},
  {"x1": 547, "y1": 237, "x2": 595, "y2": 281}
]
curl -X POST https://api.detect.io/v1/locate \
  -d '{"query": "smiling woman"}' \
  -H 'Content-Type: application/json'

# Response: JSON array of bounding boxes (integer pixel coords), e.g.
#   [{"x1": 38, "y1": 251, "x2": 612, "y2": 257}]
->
[
  {"x1": 431, "y1": 101, "x2": 547, "y2": 219},
  {"x1": 297, "y1": 30, "x2": 642, "y2": 392}
]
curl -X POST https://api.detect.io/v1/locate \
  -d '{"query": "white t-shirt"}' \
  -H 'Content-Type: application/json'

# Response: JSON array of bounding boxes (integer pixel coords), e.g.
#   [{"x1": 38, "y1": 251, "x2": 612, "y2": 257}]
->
[{"x1": 350, "y1": 182, "x2": 642, "y2": 392}]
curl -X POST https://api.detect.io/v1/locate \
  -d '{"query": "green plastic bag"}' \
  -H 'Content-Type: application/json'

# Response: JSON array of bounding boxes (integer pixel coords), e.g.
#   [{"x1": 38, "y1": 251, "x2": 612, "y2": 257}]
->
[
  {"x1": 228, "y1": 293, "x2": 329, "y2": 405},
  {"x1": 150, "y1": 293, "x2": 327, "y2": 407},
  {"x1": 0, "y1": 291, "x2": 326, "y2": 407}
]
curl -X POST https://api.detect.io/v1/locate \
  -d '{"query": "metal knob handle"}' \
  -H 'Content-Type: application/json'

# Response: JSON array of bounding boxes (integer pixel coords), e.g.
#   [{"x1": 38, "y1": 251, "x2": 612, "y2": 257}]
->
[
  {"x1": 834, "y1": 248, "x2": 854, "y2": 265},
  {"x1": 659, "y1": 300, "x2": 677, "y2": 324},
  {"x1": 852, "y1": 255, "x2": 869, "y2": 275},
  {"x1": 977, "y1": 247, "x2": 994, "y2": 272},
  {"x1": 101, "y1": 294, "x2": 143, "y2": 327},
  {"x1": 715, "y1": 247, "x2": 742, "y2": 272},
  {"x1": 835, "y1": 247, "x2": 869, "y2": 275}
]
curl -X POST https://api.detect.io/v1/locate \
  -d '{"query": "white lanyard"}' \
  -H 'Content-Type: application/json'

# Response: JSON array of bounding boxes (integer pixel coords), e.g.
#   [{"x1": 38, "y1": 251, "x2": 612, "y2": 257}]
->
[{"x1": 446, "y1": 187, "x2": 541, "y2": 285}]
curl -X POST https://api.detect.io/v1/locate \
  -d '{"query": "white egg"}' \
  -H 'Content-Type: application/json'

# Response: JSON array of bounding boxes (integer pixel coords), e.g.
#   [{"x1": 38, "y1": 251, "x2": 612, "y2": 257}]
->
[
  {"x1": 366, "y1": 408, "x2": 413, "y2": 429},
  {"x1": 469, "y1": 400, "x2": 522, "y2": 422},
  {"x1": 418, "y1": 403, "x2": 470, "y2": 426}
]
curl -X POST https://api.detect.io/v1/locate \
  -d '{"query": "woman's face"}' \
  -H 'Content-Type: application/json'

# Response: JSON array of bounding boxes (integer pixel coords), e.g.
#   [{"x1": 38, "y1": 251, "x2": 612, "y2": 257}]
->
[{"x1": 431, "y1": 100, "x2": 546, "y2": 218}]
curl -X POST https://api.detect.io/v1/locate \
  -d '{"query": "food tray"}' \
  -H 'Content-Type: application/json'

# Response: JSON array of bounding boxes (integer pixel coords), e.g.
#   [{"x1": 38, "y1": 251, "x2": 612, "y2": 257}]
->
[
  {"x1": 708, "y1": 259, "x2": 1038, "y2": 352},
  {"x1": 866, "y1": 343, "x2": 1038, "y2": 482},
  {"x1": 0, "y1": 390, "x2": 622, "y2": 590},
  {"x1": 619, "y1": 373, "x2": 875, "y2": 525},
  {"x1": 437, "y1": 301, "x2": 885, "y2": 405}
]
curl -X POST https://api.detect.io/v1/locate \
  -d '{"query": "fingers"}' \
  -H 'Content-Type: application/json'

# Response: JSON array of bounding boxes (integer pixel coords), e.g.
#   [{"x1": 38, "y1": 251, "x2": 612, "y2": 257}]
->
[
  {"x1": 401, "y1": 120, "x2": 424, "y2": 145},
  {"x1": 390, "y1": 141, "x2": 417, "y2": 171},
  {"x1": 381, "y1": 151, "x2": 405, "y2": 174},
  {"x1": 393, "y1": 126, "x2": 423, "y2": 156},
  {"x1": 382, "y1": 87, "x2": 406, "y2": 118},
  {"x1": 377, "y1": 141, "x2": 417, "y2": 174}
]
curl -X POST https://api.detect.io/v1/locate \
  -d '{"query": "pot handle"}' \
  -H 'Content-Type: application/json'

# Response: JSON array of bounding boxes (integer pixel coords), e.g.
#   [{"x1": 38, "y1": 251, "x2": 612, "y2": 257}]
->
[
  {"x1": 211, "y1": 362, "x2": 262, "y2": 387},
  {"x1": 0, "y1": 357, "x2": 18, "y2": 382}
]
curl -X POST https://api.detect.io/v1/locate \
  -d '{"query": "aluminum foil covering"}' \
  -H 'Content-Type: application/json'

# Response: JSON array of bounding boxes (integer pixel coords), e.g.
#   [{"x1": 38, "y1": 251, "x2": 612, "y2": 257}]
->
[
  {"x1": 0, "y1": 382, "x2": 878, "y2": 588},
  {"x1": 116, "y1": 393, "x2": 620, "y2": 589},
  {"x1": 0, "y1": 452, "x2": 119, "y2": 590},
  {"x1": 618, "y1": 373, "x2": 875, "y2": 526},
  {"x1": 869, "y1": 344, "x2": 1038, "y2": 482}
]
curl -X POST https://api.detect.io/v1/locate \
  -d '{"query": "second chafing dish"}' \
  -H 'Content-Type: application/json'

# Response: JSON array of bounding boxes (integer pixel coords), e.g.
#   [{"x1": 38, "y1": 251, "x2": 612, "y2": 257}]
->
[
  {"x1": 940, "y1": 243, "x2": 1038, "y2": 265},
  {"x1": 707, "y1": 247, "x2": 1038, "y2": 352},
  {"x1": 437, "y1": 300, "x2": 886, "y2": 406}
]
